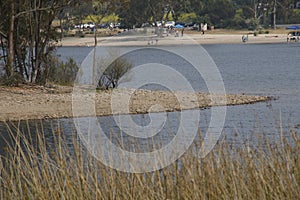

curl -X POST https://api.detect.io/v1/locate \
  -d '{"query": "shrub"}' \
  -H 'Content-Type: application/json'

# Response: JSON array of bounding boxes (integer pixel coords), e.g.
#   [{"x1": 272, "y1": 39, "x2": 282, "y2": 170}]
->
[
  {"x1": 97, "y1": 52, "x2": 133, "y2": 89},
  {"x1": 0, "y1": 73, "x2": 24, "y2": 86},
  {"x1": 45, "y1": 57, "x2": 79, "y2": 85},
  {"x1": 75, "y1": 31, "x2": 85, "y2": 38},
  {"x1": 53, "y1": 58, "x2": 78, "y2": 85}
]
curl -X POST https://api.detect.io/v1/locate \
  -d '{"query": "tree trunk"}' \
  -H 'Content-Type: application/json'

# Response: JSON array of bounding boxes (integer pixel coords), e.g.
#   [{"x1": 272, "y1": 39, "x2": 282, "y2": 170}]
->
[
  {"x1": 60, "y1": 16, "x2": 64, "y2": 39},
  {"x1": 7, "y1": 0, "x2": 15, "y2": 78},
  {"x1": 31, "y1": 0, "x2": 40, "y2": 83},
  {"x1": 92, "y1": 45, "x2": 97, "y2": 86},
  {"x1": 92, "y1": 17, "x2": 100, "y2": 86}
]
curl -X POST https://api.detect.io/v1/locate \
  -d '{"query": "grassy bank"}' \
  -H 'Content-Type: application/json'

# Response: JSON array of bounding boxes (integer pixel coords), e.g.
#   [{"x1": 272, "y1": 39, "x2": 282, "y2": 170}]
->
[{"x1": 0, "y1": 123, "x2": 299, "y2": 199}]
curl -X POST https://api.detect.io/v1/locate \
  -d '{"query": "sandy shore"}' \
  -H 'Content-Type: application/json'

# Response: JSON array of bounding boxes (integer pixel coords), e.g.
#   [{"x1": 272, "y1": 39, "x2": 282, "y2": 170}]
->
[
  {"x1": 2, "y1": 31, "x2": 281, "y2": 121},
  {"x1": 59, "y1": 33, "x2": 288, "y2": 47},
  {"x1": 0, "y1": 85, "x2": 270, "y2": 121}
]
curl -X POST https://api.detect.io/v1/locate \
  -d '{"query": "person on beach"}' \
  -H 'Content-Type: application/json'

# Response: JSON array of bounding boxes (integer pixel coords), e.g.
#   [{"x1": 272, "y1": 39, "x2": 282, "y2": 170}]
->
[
  {"x1": 181, "y1": 28, "x2": 184, "y2": 37},
  {"x1": 242, "y1": 34, "x2": 248, "y2": 43}
]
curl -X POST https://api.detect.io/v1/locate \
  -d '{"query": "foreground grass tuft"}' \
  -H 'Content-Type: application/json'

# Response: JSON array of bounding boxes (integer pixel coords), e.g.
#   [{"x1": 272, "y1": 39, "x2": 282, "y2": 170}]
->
[{"x1": 0, "y1": 123, "x2": 299, "y2": 200}]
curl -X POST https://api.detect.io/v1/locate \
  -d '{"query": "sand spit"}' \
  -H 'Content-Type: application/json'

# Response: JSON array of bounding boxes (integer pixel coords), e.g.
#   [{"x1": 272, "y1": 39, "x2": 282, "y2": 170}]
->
[{"x1": 0, "y1": 86, "x2": 270, "y2": 121}]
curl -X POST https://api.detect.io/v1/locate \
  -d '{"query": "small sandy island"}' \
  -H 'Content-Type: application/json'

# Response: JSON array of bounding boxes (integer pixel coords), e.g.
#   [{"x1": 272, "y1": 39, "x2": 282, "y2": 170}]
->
[{"x1": 0, "y1": 85, "x2": 271, "y2": 121}]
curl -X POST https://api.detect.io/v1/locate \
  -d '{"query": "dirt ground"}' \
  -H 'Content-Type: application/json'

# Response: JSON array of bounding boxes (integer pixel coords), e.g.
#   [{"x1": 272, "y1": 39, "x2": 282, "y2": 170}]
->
[{"x1": 0, "y1": 85, "x2": 270, "y2": 121}]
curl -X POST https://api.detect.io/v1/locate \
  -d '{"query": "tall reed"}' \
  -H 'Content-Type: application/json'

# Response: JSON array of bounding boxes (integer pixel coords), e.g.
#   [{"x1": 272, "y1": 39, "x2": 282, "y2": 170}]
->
[{"x1": 0, "y1": 122, "x2": 299, "y2": 200}]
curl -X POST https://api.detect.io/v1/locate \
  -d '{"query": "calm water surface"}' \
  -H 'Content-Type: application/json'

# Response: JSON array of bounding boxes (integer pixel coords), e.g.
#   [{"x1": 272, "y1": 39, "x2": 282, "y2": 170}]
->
[{"x1": 1, "y1": 43, "x2": 300, "y2": 154}]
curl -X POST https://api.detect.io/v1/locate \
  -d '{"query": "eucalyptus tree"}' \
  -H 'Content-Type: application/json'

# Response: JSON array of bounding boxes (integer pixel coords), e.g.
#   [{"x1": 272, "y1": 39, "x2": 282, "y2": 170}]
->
[
  {"x1": 70, "y1": 1, "x2": 94, "y2": 28},
  {"x1": 232, "y1": 0, "x2": 296, "y2": 28},
  {"x1": 90, "y1": 0, "x2": 123, "y2": 46},
  {"x1": 194, "y1": 0, "x2": 235, "y2": 27},
  {"x1": 0, "y1": 0, "x2": 80, "y2": 84},
  {"x1": 117, "y1": 0, "x2": 165, "y2": 28},
  {"x1": 274, "y1": 0, "x2": 295, "y2": 24},
  {"x1": 164, "y1": 0, "x2": 194, "y2": 22}
]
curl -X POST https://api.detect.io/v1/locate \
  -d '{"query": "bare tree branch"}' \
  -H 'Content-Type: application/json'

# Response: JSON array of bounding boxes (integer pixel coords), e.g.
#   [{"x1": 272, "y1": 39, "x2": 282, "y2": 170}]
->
[
  {"x1": 0, "y1": 31, "x2": 7, "y2": 39},
  {"x1": 14, "y1": 1, "x2": 75, "y2": 19}
]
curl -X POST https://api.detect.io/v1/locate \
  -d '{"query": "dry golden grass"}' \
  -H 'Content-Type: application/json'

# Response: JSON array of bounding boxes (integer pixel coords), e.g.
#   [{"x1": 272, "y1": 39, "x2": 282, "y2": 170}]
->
[{"x1": 0, "y1": 122, "x2": 299, "y2": 199}]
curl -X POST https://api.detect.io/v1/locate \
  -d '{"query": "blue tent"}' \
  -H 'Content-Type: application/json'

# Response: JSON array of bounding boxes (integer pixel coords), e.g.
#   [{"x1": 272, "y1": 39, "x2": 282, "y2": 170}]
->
[
  {"x1": 174, "y1": 24, "x2": 184, "y2": 28},
  {"x1": 286, "y1": 25, "x2": 300, "y2": 30}
]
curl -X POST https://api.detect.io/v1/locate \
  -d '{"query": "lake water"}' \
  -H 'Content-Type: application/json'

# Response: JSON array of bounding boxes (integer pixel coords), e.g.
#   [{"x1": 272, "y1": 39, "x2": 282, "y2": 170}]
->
[{"x1": 1, "y1": 43, "x2": 300, "y2": 156}]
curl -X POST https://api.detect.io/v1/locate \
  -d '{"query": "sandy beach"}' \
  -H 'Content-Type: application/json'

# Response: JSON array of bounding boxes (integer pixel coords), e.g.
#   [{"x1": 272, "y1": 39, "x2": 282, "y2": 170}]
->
[
  {"x1": 0, "y1": 85, "x2": 270, "y2": 121},
  {"x1": 59, "y1": 32, "x2": 289, "y2": 47}
]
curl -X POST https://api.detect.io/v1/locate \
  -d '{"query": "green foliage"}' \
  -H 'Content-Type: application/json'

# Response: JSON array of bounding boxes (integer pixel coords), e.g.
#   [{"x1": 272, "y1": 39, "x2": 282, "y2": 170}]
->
[
  {"x1": 113, "y1": 0, "x2": 298, "y2": 29},
  {"x1": 195, "y1": 0, "x2": 235, "y2": 28},
  {"x1": 29, "y1": 55, "x2": 78, "y2": 85},
  {"x1": 246, "y1": 18, "x2": 260, "y2": 31},
  {"x1": 258, "y1": 30, "x2": 270, "y2": 34},
  {"x1": 178, "y1": 12, "x2": 197, "y2": 23},
  {"x1": 0, "y1": 0, "x2": 81, "y2": 84},
  {"x1": 0, "y1": 73, "x2": 23, "y2": 87},
  {"x1": 226, "y1": 9, "x2": 248, "y2": 29},
  {"x1": 87, "y1": 14, "x2": 119, "y2": 24},
  {"x1": 75, "y1": 31, "x2": 85, "y2": 38},
  {"x1": 196, "y1": 15, "x2": 212, "y2": 25},
  {"x1": 289, "y1": 9, "x2": 300, "y2": 24},
  {"x1": 70, "y1": 1, "x2": 94, "y2": 25},
  {"x1": 46, "y1": 57, "x2": 79, "y2": 85}
]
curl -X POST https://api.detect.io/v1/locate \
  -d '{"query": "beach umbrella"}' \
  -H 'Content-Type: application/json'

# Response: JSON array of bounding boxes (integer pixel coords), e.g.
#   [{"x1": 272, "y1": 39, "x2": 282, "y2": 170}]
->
[
  {"x1": 174, "y1": 24, "x2": 184, "y2": 28},
  {"x1": 286, "y1": 25, "x2": 300, "y2": 30}
]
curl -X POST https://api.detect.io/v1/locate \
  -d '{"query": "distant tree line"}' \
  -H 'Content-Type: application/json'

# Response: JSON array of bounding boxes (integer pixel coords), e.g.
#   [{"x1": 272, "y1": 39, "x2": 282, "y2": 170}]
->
[
  {"x1": 35, "y1": 0, "x2": 300, "y2": 31},
  {"x1": 104, "y1": 0, "x2": 300, "y2": 29}
]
